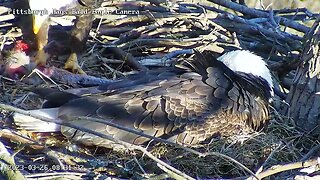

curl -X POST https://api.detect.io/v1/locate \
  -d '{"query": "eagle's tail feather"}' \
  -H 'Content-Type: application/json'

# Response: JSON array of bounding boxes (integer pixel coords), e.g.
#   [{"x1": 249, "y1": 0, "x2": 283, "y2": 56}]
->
[{"x1": 13, "y1": 108, "x2": 60, "y2": 132}]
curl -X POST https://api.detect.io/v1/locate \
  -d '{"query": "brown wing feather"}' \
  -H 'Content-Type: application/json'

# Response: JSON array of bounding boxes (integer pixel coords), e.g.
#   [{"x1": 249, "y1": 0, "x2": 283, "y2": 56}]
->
[{"x1": 34, "y1": 51, "x2": 271, "y2": 147}]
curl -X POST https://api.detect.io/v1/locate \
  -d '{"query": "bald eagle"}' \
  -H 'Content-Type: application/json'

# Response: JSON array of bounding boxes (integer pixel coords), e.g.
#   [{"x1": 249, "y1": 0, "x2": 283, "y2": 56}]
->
[
  {"x1": 28, "y1": 0, "x2": 103, "y2": 73},
  {"x1": 13, "y1": 50, "x2": 273, "y2": 146}
]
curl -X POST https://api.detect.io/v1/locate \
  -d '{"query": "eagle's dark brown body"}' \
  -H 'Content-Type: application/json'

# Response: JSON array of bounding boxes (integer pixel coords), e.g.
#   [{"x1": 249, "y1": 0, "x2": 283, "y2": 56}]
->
[{"x1": 14, "y1": 51, "x2": 272, "y2": 147}]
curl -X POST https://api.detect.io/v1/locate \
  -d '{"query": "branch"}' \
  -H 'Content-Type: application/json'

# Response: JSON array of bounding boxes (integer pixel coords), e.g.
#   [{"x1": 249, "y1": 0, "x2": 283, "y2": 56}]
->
[
  {"x1": 103, "y1": 46, "x2": 148, "y2": 71},
  {"x1": 24, "y1": 172, "x2": 86, "y2": 179},
  {"x1": 0, "y1": 141, "x2": 26, "y2": 180},
  {"x1": 247, "y1": 157, "x2": 320, "y2": 179},
  {"x1": 0, "y1": 128, "x2": 44, "y2": 149},
  {"x1": 208, "y1": 0, "x2": 310, "y2": 33},
  {"x1": 117, "y1": 36, "x2": 217, "y2": 50}
]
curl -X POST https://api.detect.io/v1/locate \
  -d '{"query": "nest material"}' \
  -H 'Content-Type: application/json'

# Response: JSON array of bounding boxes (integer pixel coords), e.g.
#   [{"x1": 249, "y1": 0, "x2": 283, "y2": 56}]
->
[{"x1": 0, "y1": 0, "x2": 320, "y2": 179}]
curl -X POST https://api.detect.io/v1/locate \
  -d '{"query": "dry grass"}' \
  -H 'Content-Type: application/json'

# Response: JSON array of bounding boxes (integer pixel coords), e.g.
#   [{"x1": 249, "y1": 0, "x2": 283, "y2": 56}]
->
[{"x1": 149, "y1": 117, "x2": 318, "y2": 178}]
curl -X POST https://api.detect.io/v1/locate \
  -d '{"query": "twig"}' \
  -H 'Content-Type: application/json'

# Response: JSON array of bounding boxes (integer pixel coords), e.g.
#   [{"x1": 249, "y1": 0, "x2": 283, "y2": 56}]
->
[
  {"x1": 279, "y1": 14, "x2": 319, "y2": 21},
  {"x1": 157, "y1": 163, "x2": 188, "y2": 180},
  {"x1": 247, "y1": 157, "x2": 320, "y2": 179},
  {"x1": 202, "y1": 151, "x2": 258, "y2": 179},
  {"x1": 137, "y1": 49, "x2": 193, "y2": 67},
  {"x1": 216, "y1": 13, "x2": 302, "y2": 42},
  {"x1": 0, "y1": 141, "x2": 26, "y2": 180},
  {"x1": 132, "y1": 145, "x2": 195, "y2": 180},
  {"x1": 147, "y1": 173, "x2": 170, "y2": 180},
  {"x1": 138, "y1": 58, "x2": 173, "y2": 67},
  {"x1": 0, "y1": 129, "x2": 98, "y2": 173},
  {"x1": 0, "y1": 128, "x2": 44, "y2": 149},
  {"x1": 163, "y1": 49, "x2": 194, "y2": 59},
  {"x1": 255, "y1": 142, "x2": 283, "y2": 175},
  {"x1": 212, "y1": 14, "x2": 302, "y2": 55},
  {"x1": 0, "y1": 14, "x2": 14, "y2": 22},
  {"x1": 300, "y1": 144, "x2": 320, "y2": 161},
  {"x1": 208, "y1": 0, "x2": 309, "y2": 33},
  {"x1": 45, "y1": 151, "x2": 65, "y2": 169},
  {"x1": 178, "y1": 3, "x2": 206, "y2": 13},
  {"x1": 118, "y1": 37, "x2": 213, "y2": 50},
  {"x1": 104, "y1": 46, "x2": 148, "y2": 71},
  {"x1": 133, "y1": 156, "x2": 146, "y2": 174},
  {"x1": 24, "y1": 172, "x2": 85, "y2": 179},
  {"x1": 26, "y1": 68, "x2": 60, "y2": 88},
  {"x1": 273, "y1": 8, "x2": 314, "y2": 16}
]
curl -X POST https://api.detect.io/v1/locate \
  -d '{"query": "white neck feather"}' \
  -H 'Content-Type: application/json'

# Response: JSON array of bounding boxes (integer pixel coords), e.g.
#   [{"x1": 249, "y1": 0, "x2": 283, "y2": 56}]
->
[{"x1": 218, "y1": 50, "x2": 274, "y2": 96}]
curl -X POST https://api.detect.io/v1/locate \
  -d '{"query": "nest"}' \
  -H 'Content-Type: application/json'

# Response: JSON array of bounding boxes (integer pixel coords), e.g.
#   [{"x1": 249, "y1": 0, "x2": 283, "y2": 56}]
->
[{"x1": 0, "y1": 0, "x2": 320, "y2": 179}]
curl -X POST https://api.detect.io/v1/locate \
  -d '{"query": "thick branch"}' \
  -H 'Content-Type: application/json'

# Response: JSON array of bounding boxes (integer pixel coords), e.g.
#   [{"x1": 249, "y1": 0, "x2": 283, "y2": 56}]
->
[{"x1": 208, "y1": 0, "x2": 310, "y2": 33}]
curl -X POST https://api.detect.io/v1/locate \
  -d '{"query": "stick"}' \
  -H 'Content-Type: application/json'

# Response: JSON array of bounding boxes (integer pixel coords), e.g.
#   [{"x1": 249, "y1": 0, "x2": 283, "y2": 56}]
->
[
  {"x1": 0, "y1": 128, "x2": 44, "y2": 149},
  {"x1": 208, "y1": 0, "x2": 309, "y2": 33},
  {"x1": 0, "y1": 141, "x2": 26, "y2": 180},
  {"x1": 300, "y1": 144, "x2": 320, "y2": 161},
  {"x1": 247, "y1": 157, "x2": 320, "y2": 179},
  {"x1": 103, "y1": 46, "x2": 148, "y2": 71}
]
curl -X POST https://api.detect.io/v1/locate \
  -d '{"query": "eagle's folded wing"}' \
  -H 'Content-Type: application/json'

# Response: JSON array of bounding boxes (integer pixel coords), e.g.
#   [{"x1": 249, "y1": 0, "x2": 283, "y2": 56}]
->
[{"x1": 13, "y1": 50, "x2": 272, "y2": 147}]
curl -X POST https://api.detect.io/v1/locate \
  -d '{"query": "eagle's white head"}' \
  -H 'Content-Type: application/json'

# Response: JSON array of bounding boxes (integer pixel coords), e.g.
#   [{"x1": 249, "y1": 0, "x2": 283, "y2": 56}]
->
[{"x1": 218, "y1": 50, "x2": 274, "y2": 96}]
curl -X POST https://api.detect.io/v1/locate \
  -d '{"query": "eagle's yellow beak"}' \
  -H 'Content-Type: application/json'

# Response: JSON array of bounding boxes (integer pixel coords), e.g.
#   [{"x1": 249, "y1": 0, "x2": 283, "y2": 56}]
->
[
  {"x1": 29, "y1": 0, "x2": 50, "y2": 35},
  {"x1": 32, "y1": 14, "x2": 49, "y2": 34}
]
